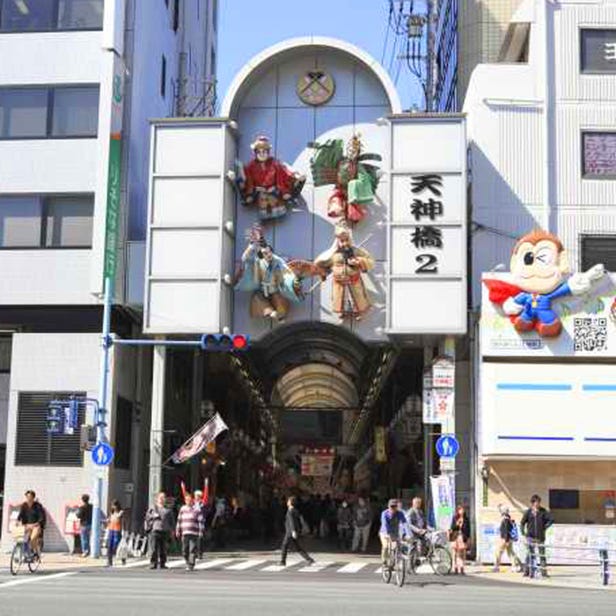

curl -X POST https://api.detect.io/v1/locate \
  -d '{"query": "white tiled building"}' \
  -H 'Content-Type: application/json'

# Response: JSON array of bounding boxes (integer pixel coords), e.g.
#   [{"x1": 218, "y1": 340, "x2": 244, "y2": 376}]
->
[{"x1": 0, "y1": 0, "x2": 217, "y2": 551}]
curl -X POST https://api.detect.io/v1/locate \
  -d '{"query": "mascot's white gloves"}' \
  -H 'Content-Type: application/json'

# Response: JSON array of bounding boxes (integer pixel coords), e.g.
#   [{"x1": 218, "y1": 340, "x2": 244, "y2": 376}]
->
[
  {"x1": 503, "y1": 297, "x2": 523, "y2": 315},
  {"x1": 568, "y1": 263, "x2": 605, "y2": 295}
]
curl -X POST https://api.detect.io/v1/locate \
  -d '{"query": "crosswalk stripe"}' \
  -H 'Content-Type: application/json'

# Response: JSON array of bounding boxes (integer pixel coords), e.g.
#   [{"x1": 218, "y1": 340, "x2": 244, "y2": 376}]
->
[
  {"x1": 298, "y1": 561, "x2": 333, "y2": 572},
  {"x1": 337, "y1": 562, "x2": 367, "y2": 573},
  {"x1": 166, "y1": 559, "x2": 188, "y2": 569},
  {"x1": 225, "y1": 559, "x2": 268, "y2": 571},
  {"x1": 194, "y1": 558, "x2": 234, "y2": 570},
  {"x1": 375, "y1": 566, "x2": 383, "y2": 574},
  {"x1": 261, "y1": 558, "x2": 302, "y2": 572},
  {"x1": 119, "y1": 559, "x2": 151, "y2": 569}
]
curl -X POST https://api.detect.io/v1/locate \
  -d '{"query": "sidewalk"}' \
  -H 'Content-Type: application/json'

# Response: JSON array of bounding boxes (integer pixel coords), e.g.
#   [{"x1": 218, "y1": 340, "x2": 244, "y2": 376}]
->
[{"x1": 468, "y1": 564, "x2": 615, "y2": 592}]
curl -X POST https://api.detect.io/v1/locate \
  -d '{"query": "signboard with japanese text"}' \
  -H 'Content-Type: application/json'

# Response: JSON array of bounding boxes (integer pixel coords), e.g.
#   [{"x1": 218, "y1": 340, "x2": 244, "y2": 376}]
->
[
  {"x1": 388, "y1": 117, "x2": 467, "y2": 334},
  {"x1": 430, "y1": 474, "x2": 455, "y2": 533},
  {"x1": 583, "y1": 132, "x2": 616, "y2": 178},
  {"x1": 301, "y1": 454, "x2": 334, "y2": 477}
]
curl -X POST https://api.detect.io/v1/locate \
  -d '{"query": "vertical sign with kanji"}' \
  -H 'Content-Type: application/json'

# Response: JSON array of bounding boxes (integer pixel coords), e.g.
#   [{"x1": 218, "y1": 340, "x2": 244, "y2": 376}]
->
[{"x1": 388, "y1": 117, "x2": 467, "y2": 333}]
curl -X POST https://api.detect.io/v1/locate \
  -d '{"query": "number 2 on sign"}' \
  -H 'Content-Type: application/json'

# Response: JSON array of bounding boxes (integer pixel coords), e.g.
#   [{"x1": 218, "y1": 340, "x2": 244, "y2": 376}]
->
[{"x1": 415, "y1": 254, "x2": 438, "y2": 274}]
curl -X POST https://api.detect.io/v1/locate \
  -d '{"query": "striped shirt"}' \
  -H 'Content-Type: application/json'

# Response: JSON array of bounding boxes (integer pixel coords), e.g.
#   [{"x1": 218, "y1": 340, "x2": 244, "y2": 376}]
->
[{"x1": 176, "y1": 505, "x2": 204, "y2": 537}]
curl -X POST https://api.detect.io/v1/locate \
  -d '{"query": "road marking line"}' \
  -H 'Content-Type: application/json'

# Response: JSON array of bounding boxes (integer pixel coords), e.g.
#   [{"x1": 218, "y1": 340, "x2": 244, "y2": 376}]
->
[
  {"x1": 225, "y1": 559, "x2": 268, "y2": 571},
  {"x1": 194, "y1": 558, "x2": 234, "y2": 570},
  {"x1": 0, "y1": 571, "x2": 76, "y2": 589},
  {"x1": 337, "y1": 562, "x2": 367, "y2": 573},
  {"x1": 298, "y1": 561, "x2": 333, "y2": 572},
  {"x1": 166, "y1": 559, "x2": 187, "y2": 569},
  {"x1": 261, "y1": 559, "x2": 302, "y2": 572},
  {"x1": 119, "y1": 559, "x2": 151, "y2": 569},
  {"x1": 375, "y1": 566, "x2": 383, "y2": 574}
]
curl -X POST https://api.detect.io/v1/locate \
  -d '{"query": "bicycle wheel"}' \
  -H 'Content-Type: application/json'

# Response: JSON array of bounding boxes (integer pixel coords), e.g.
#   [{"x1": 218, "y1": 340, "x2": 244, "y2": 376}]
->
[
  {"x1": 381, "y1": 551, "x2": 393, "y2": 584},
  {"x1": 429, "y1": 546, "x2": 452, "y2": 576},
  {"x1": 28, "y1": 552, "x2": 41, "y2": 573},
  {"x1": 408, "y1": 545, "x2": 420, "y2": 574},
  {"x1": 10, "y1": 542, "x2": 24, "y2": 576},
  {"x1": 395, "y1": 555, "x2": 406, "y2": 587}
]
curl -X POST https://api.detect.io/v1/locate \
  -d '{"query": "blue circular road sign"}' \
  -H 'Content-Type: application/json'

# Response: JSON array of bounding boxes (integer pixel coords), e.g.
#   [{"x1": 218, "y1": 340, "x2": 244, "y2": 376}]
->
[
  {"x1": 435, "y1": 434, "x2": 459, "y2": 458},
  {"x1": 92, "y1": 442, "x2": 114, "y2": 467}
]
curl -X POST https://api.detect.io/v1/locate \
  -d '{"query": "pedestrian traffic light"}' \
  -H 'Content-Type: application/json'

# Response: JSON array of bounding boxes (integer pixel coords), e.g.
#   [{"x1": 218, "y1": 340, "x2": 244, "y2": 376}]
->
[
  {"x1": 46, "y1": 401, "x2": 64, "y2": 435},
  {"x1": 200, "y1": 333, "x2": 251, "y2": 352}
]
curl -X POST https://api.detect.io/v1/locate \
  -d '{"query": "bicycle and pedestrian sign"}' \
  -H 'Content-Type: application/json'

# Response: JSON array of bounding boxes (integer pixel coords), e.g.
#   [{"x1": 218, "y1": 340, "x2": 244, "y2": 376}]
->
[
  {"x1": 435, "y1": 434, "x2": 459, "y2": 458},
  {"x1": 92, "y1": 442, "x2": 114, "y2": 467}
]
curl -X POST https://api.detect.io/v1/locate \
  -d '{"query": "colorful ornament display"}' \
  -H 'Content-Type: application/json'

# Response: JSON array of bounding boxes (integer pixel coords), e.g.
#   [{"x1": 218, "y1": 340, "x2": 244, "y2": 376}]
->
[{"x1": 234, "y1": 135, "x2": 306, "y2": 222}]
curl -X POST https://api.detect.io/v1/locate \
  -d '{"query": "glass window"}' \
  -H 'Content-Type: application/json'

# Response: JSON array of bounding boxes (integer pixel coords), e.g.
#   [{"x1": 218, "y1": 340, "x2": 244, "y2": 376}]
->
[
  {"x1": 582, "y1": 132, "x2": 616, "y2": 179},
  {"x1": 0, "y1": 337, "x2": 11, "y2": 372},
  {"x1": 0, "y1": 88, "x2": 48, "y2": 138},
  {"x1": 57, "y1": 0, "x2": 104, "y2": 29},
  {"x1": 0, "y1": 196, "x2": 42, "y2": 247},
  {"x1": 44, "y1": 195, "x2": 93, "y2": 247},
  {"x1": 51, "y1": 87, "x2": 99, "y2": 137},
  {"x1": 0, "y1": 0, "x2": 54, "y2": 31},
  {"x1": 581, "y1": 235, "x2": 616, "y2": 272},
  {"x1": 581, "y1": 29, "x2": 616, "y2": 74}
]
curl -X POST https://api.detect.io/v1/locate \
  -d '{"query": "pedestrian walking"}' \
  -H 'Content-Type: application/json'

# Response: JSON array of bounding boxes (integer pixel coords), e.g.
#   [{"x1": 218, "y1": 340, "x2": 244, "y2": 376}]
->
[
  {"x1": 279, "y1": 497, "x2": 315, "y2": 566},
  {"x1": 176, "y1": 493, "x2": 204, "y2": 571},
  {"x1": 145, "y1": 491, "x2": 174, "y2": 570},
  {"x1": 493, "y1": 504, "x2": 522, "y2": 572},
  {"x1": 336, "y1": 500, "x2": 353, "y2": 551},
  {"x1": 351, "y1": 497, "x2": 372, "y2": 553},
  {"x1": 76, "y1": 494, "x2": 93, "y2": 557},
  {"x1": 449, "y1": 504, "x2": 471, "y2": 574},
  {"x1": 520, "y1": 494, "x2": 554, "y2": 578},
  {"x1": 193, "y1": 489, "x2": 207, "y2": 559},
  {"x1": 105, "y1": 499, "x2": 124, "y2": 567}
]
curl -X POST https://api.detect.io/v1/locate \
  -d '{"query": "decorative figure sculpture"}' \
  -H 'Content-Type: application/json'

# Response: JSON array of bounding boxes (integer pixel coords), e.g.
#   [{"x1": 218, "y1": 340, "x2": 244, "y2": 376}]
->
[
  {"x1": 234, "y1": 135, "x2": 305, "y2": 222},
  {"x1": 484, "y1": 230, "x2": 605, "y2": 337},
  {"x1": 312, "y1": 223, "x2": 375, "y2": 320},
  {"x1": 309, "y1": 134, "x2": 381, "y2": 223},
  {"x1": 235, "y1": 226, "x2": 303, "y2": 322}
]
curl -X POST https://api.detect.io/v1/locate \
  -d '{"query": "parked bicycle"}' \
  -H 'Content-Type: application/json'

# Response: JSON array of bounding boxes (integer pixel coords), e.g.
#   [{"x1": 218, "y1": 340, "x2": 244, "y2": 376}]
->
[
  {"x1": 408, "y1": 529, "x2": 452, "y2": 576},
  {"x1": 10, "y1": 527, "x2": 42, "y2": 575}
]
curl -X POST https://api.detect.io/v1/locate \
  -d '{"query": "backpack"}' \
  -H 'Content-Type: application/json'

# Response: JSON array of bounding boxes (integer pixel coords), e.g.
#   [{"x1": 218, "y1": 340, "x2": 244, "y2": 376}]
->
[{"x1": 509, "y1": 519, "x2": 519, "y2": 542}]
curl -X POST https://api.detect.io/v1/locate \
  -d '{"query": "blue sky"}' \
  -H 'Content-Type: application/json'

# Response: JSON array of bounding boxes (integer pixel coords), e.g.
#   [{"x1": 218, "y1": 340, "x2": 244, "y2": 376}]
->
[{"x1": 216, "y1": 0, "x2": 424, "y2": 112}]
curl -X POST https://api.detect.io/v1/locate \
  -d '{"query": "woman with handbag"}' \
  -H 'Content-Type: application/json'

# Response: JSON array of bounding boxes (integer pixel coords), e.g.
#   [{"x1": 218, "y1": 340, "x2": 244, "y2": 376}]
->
[{"x1": 450, "y1": 504, "x2": 471, "y2": 575}]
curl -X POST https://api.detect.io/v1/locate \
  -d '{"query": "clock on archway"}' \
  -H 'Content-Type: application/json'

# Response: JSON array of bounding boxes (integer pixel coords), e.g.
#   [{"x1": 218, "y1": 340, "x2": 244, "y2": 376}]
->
[{"x1": 296, "y1": 70, "x2": 335, "y2": 106}]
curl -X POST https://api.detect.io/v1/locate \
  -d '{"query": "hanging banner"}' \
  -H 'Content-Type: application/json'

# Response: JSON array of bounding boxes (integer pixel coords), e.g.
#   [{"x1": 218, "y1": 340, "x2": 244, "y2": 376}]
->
[
  {"x1": 422, "y1": 368, "x2": 439, "y2": 424},
  {"x1": 374, "y1": 426, "x2": 387, "y2": 463},
  {"x1": 430, "y1": 474, "x2": 455, "y2": 532},
  {"x1": 103, "y1": 57, "x2": 125, "y2": 283}
]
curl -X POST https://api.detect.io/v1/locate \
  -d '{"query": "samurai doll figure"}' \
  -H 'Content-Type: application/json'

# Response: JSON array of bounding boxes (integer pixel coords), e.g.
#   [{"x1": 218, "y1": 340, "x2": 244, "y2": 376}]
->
[
  {"x1": 314, "y1": 223, "x2": 375, "y2": 320},
  {"x1": 233, "y1": 135, "x2": 306, "y2": 222},
  {"x1": 309, "y1": 134, "x2": 381, "y2": 223},
  {"x1": 235, "y1": 226, "x2": 303, "y2": 322}
]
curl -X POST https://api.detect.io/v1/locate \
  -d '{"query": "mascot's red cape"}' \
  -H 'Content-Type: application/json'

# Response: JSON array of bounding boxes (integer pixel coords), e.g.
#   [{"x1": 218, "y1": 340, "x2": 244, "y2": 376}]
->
[{"x1": 483, "y1": 279, "x2": 523, "y2": 322}]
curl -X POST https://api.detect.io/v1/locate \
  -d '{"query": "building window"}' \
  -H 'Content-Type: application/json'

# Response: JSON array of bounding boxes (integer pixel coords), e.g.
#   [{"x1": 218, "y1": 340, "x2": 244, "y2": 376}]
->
[
  {"x1": 0, "y1": 86, "x2": 99, "y2": 139},
  {"x1": 161, "y1": 55, "x2": 167, "y2": 99},
  {"x1": 15, "y1": 392, "x2": 85, "y2": 467},
  {"x1": 581, "y1": 29, "x2": 616, "y2": 74},
  {"x1": 0, "y1": 195, "x2": 94, "y2": 248},
  {"x1": 0, "y1": 0, "x2": 103, "y2": 32},
  {"x1": 581, "y1": 235, "x2": 616, "y2": 272},
  {"x1": 114, "y1": 397, "x2": 133, "y2": 470},
  {"x1": 582, "y1": 132, "x2": 616, "y2": 179},
  {"x1": 0, "y1": 337, "x2": 11, "y2": 373}
]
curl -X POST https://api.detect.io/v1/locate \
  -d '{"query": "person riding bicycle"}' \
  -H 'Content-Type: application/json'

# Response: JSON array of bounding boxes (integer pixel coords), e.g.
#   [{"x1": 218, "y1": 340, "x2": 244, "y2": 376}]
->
[
  {"x1": 379, "y1": 499, "x2": 409, "y2": 564},
  {"x1": 16, "y1": 490, "x2": 46, "y2": 555},
  {"x1": 406, "y1": 496, "x2": 429, "y2": 554}
]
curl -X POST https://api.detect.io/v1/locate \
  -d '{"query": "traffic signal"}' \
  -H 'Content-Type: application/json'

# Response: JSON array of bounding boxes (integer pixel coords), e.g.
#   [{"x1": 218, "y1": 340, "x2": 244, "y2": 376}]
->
[
  {"x1": 200, "y1": 333, "x2": 250, "y2": 352},
  {"x1": 46, "y1": 401, "x2": 64, "y2": 435}
]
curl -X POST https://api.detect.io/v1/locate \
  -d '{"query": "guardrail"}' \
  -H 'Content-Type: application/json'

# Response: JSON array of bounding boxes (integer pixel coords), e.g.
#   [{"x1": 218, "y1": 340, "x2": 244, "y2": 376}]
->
[{"x1": 521, "y1": 539, "x2": 614, "y2": 586}]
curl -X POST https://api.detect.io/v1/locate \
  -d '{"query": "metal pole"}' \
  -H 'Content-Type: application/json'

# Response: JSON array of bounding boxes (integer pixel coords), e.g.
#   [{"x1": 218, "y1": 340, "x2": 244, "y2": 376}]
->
[{"x1": 91, "y1": 276, "x2": 113, "y2": 559}]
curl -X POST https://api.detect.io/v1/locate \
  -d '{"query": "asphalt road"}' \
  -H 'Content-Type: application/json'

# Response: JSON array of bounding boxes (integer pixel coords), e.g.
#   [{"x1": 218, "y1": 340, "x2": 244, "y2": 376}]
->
[{"x1": 0, "y1": 562, "x2": 612, "y2": 616}]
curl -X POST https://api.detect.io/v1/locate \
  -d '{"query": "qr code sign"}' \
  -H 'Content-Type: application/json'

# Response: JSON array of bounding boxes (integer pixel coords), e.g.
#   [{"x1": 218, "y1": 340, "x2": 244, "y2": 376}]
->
[{"x1": 574, "y1": 317, "x2": 607, "y2": 352}]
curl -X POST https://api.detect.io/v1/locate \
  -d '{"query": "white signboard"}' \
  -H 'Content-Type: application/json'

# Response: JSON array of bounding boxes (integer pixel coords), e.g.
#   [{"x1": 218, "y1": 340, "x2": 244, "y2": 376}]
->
[
  {"x1": 481, "y1": 273, "x2": 616, "y2": 358},
  {"x1": 430, "y1": 474, "x2": 455, "y2": 533},
  {"x1": 387, "y1": 117, "x2": 467, "y2": 334}
]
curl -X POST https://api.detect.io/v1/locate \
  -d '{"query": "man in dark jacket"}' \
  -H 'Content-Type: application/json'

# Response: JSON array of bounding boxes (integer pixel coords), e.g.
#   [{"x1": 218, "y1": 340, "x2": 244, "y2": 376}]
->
[
  {"x1": 76, "y1": 494, "x2": 93, "y2": 557},
  {"x1": 17, "y1": 490, "x2": 46, "y2": 555},
  {"x1": 279, "y1": 497, "x2": 315, "y2": 566},
  {"x1": 145, "y1": 491, "x2": 175, "y2": 569},
  {"x1": 520, "y1": 494, "x2": 554, "y2": 577}
]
